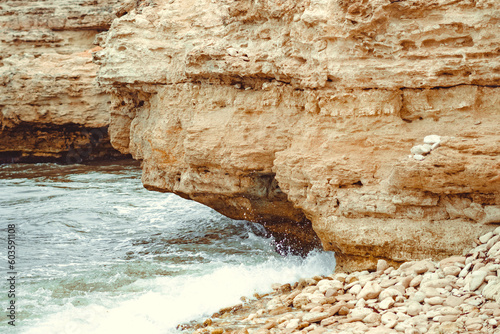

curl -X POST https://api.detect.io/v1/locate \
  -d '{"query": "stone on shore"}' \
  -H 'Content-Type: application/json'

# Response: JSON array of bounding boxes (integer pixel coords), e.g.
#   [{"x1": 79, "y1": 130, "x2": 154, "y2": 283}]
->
[{"x1": 357, "y1": 281, "x2": 382, "y2": 300}]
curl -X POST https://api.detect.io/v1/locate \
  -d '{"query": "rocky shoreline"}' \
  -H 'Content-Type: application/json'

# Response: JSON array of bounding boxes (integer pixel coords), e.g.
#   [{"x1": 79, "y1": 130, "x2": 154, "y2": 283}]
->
[{"x1": 181, "y1": 228, "x2": 500, "y2": 334}]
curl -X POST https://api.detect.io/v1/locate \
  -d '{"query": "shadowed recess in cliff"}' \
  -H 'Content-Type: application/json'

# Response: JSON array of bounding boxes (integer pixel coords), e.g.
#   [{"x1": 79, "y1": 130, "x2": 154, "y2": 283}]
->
[
  {"x1": 0, "y1": 123, "x2": 130, "y2": 163},
  {"x1": 143, "y1": 170, "x2": 323, "y2": 256}
]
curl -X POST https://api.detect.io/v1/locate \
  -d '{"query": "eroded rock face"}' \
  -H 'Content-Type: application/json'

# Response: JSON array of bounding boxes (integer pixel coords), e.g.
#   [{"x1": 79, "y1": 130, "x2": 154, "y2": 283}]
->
[
  {"x1": 0, "y1": 0, "x2": 132, "y2": 162},
  {"x1": 97, "y1": 0, "x2": 500, "y2": 270}
]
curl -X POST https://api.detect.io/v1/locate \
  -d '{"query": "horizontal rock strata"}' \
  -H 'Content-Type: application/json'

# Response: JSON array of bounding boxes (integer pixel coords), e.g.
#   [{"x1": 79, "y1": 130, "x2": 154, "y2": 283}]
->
[
  {"x1": 97, "y1": 0, "x2": 500, "y2": 268},
  {"x1": 0, "y1": 0, "x2": 132, "y2": 162},
  {"x1": 184, "y1": 228, "x2": 500, "y2": 334}
]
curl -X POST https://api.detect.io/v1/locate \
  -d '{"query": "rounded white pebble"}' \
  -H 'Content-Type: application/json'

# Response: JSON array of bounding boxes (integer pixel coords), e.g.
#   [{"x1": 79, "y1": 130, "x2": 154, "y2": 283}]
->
[
  {"x1": 423, "y1": 135, "x2": 441, "y2": 145},
  {"x1": 227, "y1": 47, "x2": 238, "y2": 56},
  {"x1": 411, "y1": 145, "x2": 431, "y2": 155}
]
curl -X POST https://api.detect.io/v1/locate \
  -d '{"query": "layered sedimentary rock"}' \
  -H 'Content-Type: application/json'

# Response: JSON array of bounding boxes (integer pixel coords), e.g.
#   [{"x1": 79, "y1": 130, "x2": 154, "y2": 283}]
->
[
  {"x1": 0, "y1": 0, "x2": 132, "y2": 162},
  {"x1": 97, "y1": 0, "x2": 500, "y2": 270}
]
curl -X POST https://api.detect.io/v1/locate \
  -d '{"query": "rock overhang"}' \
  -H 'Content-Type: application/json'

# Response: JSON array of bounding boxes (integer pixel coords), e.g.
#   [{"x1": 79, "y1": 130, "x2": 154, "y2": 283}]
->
[{"x1": 95, "y1": 0, "x2": 500, "y2": 271}]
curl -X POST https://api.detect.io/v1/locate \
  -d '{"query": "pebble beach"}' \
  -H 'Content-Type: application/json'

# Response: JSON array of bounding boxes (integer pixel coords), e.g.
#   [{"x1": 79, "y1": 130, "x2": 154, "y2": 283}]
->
[{"x1": 183, "y1": 227, "x2": 500, "y2": 334}]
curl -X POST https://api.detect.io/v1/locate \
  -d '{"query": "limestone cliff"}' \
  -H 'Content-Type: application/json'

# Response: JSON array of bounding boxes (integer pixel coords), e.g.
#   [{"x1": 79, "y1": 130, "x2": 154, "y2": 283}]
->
[
  {"x1": 97, "y1": 0, "x2": 500, "y2": 270},
  {"x1": 0, "y1": 0, "x2": 133, "y2": 163}
]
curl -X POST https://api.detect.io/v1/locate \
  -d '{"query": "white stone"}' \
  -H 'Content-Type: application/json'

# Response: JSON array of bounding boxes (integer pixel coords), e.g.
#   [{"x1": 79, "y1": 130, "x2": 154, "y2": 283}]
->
[
  {"x1": 421, "y1": 287, "x2": 439, "y2": 299},
  {"x1": 421, "y1": 278, "x2": 450, "y2": 289},
  {"x1": 399, "y1": 276, "x2": 413, "y2": 288},
  {"x1": 407, "y1": 301, "x2": 422, "y2": 316},
  {"x1": 443, "y1": 266, "x2": 461, "y2": 277},
  {"x1": 317, "y1": 279, "x2": 342, "y2": 294},
  {"x1": 465, "y1": 296, "x2": 483, "y2": 306},
  {"x1": 411, "y1": 145, "x2": 431, "y2": 155},
  {"x1": 302, "y1": 312, "x2": 330, "y2": 323},
  {"x1": 413, "y1": 291, "x2": 426, "y2": 303},
  {"x1": 482, "y1": 278, "x2": 500, "y2": 303},
  {"x1": 410, "y1": 275, "x2": 423, "y2": 287},
  {"x1": 439, "y1": 306, "x2": 461, "y2": 315},
  {"x1": 425, "y1": 297, "x2": 444, "y2": 305},
  {"x1": 379, "y1": 287, "x2": 402, "y2": 301},
  {"x1": 350, "y1": 284, "x2": 362, "y2": 296},
  {"x1": 381, "y1": 312, "x2": 398, "y2": 328},
  {"x1": 356, "y1": 298, "x2": 366, "y2": 309},
  {"x1": 357, "y1": 281, "x2": 381, "y2": 300},
  {"x1": 459, "y1": 263, "x2": 471, "y2": 278},
  {"x1": 413, "y1": 154, "x2": 425, "y2": 161},
  {"x1": 363, "y1": 312, "x2": 381, "y2": 324},
  {"x1": 479, "y1": 232, "x2": 494, "y2": 244},
  {"x1": 488, "y1": 241, "x2": 500, "y2": 257},
  {"x1": 487, "y1": 235, "x2": 500, "y2": 250},
  {"x1": 293, "y1": 292, "x2": 311, "y2": 308},
  {"x1": 350, "y1": 308, "x2": 373, "y2": 321},
  {"x1": 286, "y1": 318, "x2": 300, "y2": 329},
  {"x1": 469, "y1": 270, "x2": 487, "y2": 291},
  {"x1": 443, "y1": 295, "x2": 463, "y2": 308},
  {"x1": 379, "y1": 297, "x2": 395, "y2": 310},
  {"x1": 394, "y1": 323, "x2": 411, "y2": 332},
  {"x1": 422, "y1": 143, "x2": 433, "y2": 151},
  {"x1": 423, "y1": 135, "x2": 441, "y2": 145},
  {"x1": 227, "y1": 47, "x2": 238, "y2": 56}
]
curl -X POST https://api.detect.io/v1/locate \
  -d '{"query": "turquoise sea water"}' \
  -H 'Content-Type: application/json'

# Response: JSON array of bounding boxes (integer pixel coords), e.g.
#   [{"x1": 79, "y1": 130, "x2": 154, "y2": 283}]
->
[{"x1": 0, "y1": 161, "x2": 336, "y2": 333}]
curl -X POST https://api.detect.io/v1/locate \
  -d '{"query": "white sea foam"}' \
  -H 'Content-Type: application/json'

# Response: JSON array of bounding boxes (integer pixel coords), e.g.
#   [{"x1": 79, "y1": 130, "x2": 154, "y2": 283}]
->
[{"x1": 23, "y1": 251, "x2": 336, "y2": 334}]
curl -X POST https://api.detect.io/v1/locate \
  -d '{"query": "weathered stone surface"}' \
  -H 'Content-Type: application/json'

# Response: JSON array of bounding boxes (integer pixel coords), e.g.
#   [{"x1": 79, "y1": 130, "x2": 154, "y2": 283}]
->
[
  {"x1": 302, "y1": 312, "x2": 330, "y2": 324},
  {"x1": 483, "y1": 279, "x2": 500, "y2": 304},
  {"x1": 96, "y1": 0, "x2": 500, "y2": 268},
  {"x1": 0, "y1": 0, "x2": 131, "y2": 162}
]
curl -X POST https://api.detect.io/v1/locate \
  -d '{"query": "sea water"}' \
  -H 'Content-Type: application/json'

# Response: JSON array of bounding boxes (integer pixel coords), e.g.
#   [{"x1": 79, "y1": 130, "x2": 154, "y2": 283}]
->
[{"x1": 0, "y1": 161, "x2": 336, "y2": 333}]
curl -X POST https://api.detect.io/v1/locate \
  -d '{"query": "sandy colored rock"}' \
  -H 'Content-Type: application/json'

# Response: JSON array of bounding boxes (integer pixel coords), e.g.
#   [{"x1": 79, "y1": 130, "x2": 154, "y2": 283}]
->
[
  {"x1": 302, "y1": 312, "x2": 331, "y2": 324},
  {"x1": 469, "y1": 271, "x2": 488, "y2": 291},
  {"x1": 443, "y1": 295, "x2": 464, "y2": 308},
  {"x1": 377, "y1": 260, "x2": 389, "y2": 273},
  {"x1": 94, "y1": 0, "x2": 500, "y2": 269},
  {"x1": 425, "y1": 297, "x2": 444, "y2": 306},
  {"x1": 380, "y1": 312, "x2": 398, "y2": 328},
  {"x1": 406, "y1": 302, "x2": 422, "y2": 316},
  {"x1": 357, "y1": 281, "x2": 382, "y2": 301},
  {"x1": 0, "y1": 0, "x2": 130, "y2": 162},
  {"x1": 443, "y1": 266, "x2": 461, "y2": 277},
  {"x1": 409, "y1": 276, "x2": 423, "y2": 288},
  {"x1": 483, "y1": 278, "x2": 500, "y2": 304},
  {"x1": 439, "y1": 256, "x2": 466, "y2": 268},
  {"x1": 379, "y1": 297, "x2": 395, "y2": 310}
]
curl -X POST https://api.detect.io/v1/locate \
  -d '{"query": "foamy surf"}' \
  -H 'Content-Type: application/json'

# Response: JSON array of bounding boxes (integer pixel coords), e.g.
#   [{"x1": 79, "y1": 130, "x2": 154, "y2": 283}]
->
[{"x1": 23, "y1": 251, "x2": 335, "y2": 334}]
